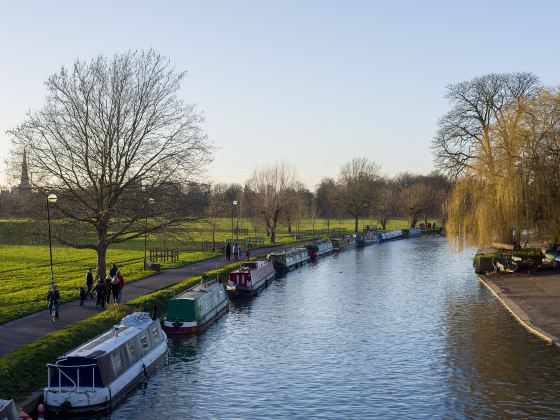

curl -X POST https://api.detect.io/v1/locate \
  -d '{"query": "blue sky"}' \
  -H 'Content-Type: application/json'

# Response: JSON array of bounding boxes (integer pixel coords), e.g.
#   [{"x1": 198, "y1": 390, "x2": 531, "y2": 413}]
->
[{"x1": 1, "y1": 0, "x2": 559, "y2": 188}]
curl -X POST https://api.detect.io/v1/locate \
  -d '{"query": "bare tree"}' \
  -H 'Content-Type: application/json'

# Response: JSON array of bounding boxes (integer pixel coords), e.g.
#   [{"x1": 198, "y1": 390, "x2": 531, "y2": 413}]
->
[
  {"x1": 205, "y1": 183, "x2": 228, "y2": 250},
  {"x1": 432, "y1": 72, "x2": 540, "y2": 178},
  {"x1": 376, "y1": 179, "x2": 397, "y2": 230},
  {"x1": 337, "y1": 157, "x2": 381, "y2": 232},
  {"x1": 246, "y1": 162, "x2": 297, "y2": 243},
  {"x1": 9, "y1": 50, "x2": 212, "y2": 277}
]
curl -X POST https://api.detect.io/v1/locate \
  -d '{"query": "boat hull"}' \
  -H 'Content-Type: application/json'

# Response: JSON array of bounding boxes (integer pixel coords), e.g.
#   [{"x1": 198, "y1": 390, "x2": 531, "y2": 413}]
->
[{"x1": 163, "y1": 299, "x2": 229, "y2": 335}]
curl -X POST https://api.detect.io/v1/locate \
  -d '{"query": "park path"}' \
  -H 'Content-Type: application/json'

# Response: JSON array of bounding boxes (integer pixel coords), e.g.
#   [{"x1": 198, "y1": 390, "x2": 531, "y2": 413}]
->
[{"x1": 0, "y1": 242, "x2": 301, "y2": 357}]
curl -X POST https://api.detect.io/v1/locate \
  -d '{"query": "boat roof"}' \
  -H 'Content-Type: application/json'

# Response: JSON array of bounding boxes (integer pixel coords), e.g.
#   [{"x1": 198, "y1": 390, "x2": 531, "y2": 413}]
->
[
  {"x1": 174, "y1": 281, "x2": 221, "y2": 300},
  {"x1": 65, "y1": 312, "x2": 154, "y2": 359}
]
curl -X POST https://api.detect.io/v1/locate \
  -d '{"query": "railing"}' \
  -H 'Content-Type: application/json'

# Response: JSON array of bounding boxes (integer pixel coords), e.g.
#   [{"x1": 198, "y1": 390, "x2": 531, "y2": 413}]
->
[{"x1": 47, "y1": 363, "x2": 98, "y2": 390}]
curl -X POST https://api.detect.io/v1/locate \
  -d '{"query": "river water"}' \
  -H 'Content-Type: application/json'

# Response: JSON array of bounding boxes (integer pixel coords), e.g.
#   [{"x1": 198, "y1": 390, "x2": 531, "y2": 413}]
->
[{"x1": 110, "y1": 236, "x2": 560, "y2": 419}]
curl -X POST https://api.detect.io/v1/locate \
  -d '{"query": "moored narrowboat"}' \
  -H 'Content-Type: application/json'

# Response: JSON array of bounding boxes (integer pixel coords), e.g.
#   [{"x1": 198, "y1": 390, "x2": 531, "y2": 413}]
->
[
  {"x1": 268, "y1": 247, "x2": 309, "y2": 275},
  {"x1": 0, "y1": 400, "x2": 18, "y2": 420},
  {"x1": 44, "y1": 312, "x2": 167, "y2": 416},
  {"x1": 331, "y1": 236, "x2": 356, "y2": 252},
  {"x1": 306, "y1": 240, "x2": 334, "y2": 259},
  {"x1": 402, "y1": 227, "x2": 421, "y2": 238},
  {"x1": 377, "y1": 229, "x2": 403, "y2": 242},
  {"x1": 163, "y1": 279, "x2": 228, "y2": 335},
  {"x1": 356, "y1": 230, "x2": 378, "y2": 247},
  {"x1": 227, "y1": 260, "x2": 275, "y2": 297}
]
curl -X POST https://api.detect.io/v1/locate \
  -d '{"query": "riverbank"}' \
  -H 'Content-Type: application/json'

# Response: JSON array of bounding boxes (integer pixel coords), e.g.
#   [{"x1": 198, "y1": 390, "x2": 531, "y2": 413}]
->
[{"x1": 478, "y1": 272, "x2": 560, "y2": 347}]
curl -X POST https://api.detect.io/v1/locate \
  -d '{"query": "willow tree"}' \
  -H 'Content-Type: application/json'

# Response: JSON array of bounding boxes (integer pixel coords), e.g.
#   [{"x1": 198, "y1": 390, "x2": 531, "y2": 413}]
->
[
  {"x1": 432, "y1": 72, "x2": 560, "y2": 246},
  {"x1": 9, "y1": 50, "x2": 212, "y2": 277}
]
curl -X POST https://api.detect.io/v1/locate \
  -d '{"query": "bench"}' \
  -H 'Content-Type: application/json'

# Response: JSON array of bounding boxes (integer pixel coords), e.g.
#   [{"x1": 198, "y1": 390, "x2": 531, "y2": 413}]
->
[{"x1": 146, "y1": 261, "x2": 161, "y2": 272}]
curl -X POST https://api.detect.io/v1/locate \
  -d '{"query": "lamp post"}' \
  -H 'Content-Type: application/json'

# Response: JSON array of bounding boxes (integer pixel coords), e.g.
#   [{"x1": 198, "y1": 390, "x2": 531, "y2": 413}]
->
[
  {"x1": 143, "y1": 197, "x2": 155, "y2": 270},
  {"x1": 46, "y1": 193, "x2": 57, "y2": 284},
  {"x1": 232, "y1": 200, "x2": 238, "y2": 245}
]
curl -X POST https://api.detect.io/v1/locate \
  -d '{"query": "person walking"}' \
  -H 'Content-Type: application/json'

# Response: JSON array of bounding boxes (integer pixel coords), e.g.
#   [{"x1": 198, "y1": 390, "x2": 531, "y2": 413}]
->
[
  {"x1": 116, "y1": 270, "x2": 125, "y2": 302},
  {"x1": 85, "y1": 268, "x2": 94, "y2": 299},
  {"x1": 225, "y1": 241, "x2": 232, "y2": 261},
  {"x1": 233, "y1": 243, "x2": 240, "y2": 261},
  {"x1": 46, "y1": 284, "x2": 61, "y2": 320},
  {"x1": 105, "y1": 276, "x2": 112, "y2": 304},
  {"x1": 109, "y1": 263, "x2": 118, "y2": 277},
  {"x1": 110, "y1": 276, "x2": 120, "y2": 303},
  {"x1": 79, "y1": 286, "x2": 87, "y2": 306},
  {"x1": 93, "y1": 278, "x2": 107, "y2": 309}
]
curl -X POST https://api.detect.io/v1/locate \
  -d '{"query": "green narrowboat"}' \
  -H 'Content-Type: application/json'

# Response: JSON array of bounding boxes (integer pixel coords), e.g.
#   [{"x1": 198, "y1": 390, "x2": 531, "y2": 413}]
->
[{"x1": 163, "y1": 280, "x2": 229, "y2": 334}]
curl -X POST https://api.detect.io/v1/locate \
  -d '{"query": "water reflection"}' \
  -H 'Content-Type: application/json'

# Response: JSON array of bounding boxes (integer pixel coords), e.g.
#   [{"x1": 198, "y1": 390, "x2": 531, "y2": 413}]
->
[{"x1": 109, "y1": 237, "x2": 560, "y2": 419}]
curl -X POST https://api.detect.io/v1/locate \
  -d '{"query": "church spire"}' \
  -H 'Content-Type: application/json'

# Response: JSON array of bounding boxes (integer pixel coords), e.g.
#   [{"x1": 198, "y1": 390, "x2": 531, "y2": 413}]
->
[{"x1": 18, "y1": 148, "x2": 30, "y2": 190}]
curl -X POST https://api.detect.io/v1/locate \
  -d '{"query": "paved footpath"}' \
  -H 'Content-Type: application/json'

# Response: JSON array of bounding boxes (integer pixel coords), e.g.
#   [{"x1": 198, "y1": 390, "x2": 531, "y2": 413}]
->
[
  {"x1": 479, "y1": 272, "x2": 560, "y2": 346},
  {"x1": 0, "y1": 242, "x2": 302, "y2": 357}
]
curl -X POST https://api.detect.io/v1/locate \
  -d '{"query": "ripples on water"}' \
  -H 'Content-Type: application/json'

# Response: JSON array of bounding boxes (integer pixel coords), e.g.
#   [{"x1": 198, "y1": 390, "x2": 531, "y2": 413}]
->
[{"x1": 110, "y1": 237, "x2": 560, "y2": 419}]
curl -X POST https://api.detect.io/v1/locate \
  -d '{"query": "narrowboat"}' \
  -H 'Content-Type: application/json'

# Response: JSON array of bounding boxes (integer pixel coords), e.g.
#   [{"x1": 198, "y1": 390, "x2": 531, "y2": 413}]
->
[
  {"x1": 227, "y1": 260, "x2": 275, "y2": 297},
  {"x1": 44, "y1": 312, "x2": 168, "y2": 416},
  {"x1": 268, "y1": 247, "x2": 309, "y2": 275},
  {"x1": 377, "y1": 229, "x2": 403, "y2": 242},
  {"x1": 402, "y1": 227, "x2": 421, "y2": 238},
  {"x1": 356, "y1": 230, "x2": 378, "y2": 247},
  {"x1": 163, "y1": 279, "x2": 228, "y2": 334},
  {"x1": 306, "y1": 240, "x2": 334, "y2": 259},
  {"x1": 331, "y1": 236, "x2": 356, "y2": 252},
  {"x1": 0, "y1": 400, "x2": 18, "y2": 420}
]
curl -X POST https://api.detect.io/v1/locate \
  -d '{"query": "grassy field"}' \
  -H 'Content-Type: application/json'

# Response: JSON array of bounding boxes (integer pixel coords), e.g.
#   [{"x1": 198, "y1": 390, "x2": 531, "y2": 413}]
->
[{"x1": 0, "y1": 217, "x2": 423, "y2": 324}]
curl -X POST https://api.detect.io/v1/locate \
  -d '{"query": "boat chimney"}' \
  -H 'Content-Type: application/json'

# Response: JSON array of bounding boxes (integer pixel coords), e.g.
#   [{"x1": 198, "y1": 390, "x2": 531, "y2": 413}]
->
[{"x1": 113, "y1": 326, "x2": 120, "y2": 337}]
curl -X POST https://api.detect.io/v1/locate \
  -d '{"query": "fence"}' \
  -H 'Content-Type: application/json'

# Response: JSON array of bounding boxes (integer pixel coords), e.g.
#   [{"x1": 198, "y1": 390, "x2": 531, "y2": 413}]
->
[
  {"x1": 290, "y1": 228, "x2": 347, "y2": 240},
  {"x1": 149, "y1": 248, "x2": 180, "y2": 262}
]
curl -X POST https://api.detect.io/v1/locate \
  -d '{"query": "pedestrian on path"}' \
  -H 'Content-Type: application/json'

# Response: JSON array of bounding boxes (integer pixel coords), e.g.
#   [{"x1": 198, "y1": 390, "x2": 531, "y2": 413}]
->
[
  {"x1": 116, "y1": 270, "x2": 125, "y2": 302},
  {"x1": 225, "y1": 241, "x2": 232, "y2": 261},
  {"x1": 110, "y1": 276, "x2": 120, "y2": 303},
  {"x1": 86, "y1": 268, "x2": 94, "y2": 299},
  {"x1": 234, "y1": 243, "x2": 240, "y2": 261},
  {"x1": 93, "y1": 278, "x2": 107, "y2": 309},
  {"x1": 79, "y1": 286, "x2": 87, "y2": 306},
  {"x1": 246, "y1": 249, "x2": 251, "y2": 260},
  {"x1": 46, "y1": 284, "x2": 61, "y2": 319},
  {"x1": 109, "y1": 263, "x2": 118, "y2": 277},
  {"x1": 105, "y1": 276, "x2": 112, "y2": 304}
]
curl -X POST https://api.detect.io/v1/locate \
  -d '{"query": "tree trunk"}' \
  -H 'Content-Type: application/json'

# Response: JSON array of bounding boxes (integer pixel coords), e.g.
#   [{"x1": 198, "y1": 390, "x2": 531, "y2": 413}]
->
[
  {"x1": 96, "y1": 244, "x2": 107, "y2": 280},
  {"x1": 270, "y1": 228, "x2": 276, "y2": 243},
  {"x1": 287, "y1": 220, "x2": 292, "y2": 234},
  {"x1": 354, "y1": 216, "x2": 359, "y2": 233}
]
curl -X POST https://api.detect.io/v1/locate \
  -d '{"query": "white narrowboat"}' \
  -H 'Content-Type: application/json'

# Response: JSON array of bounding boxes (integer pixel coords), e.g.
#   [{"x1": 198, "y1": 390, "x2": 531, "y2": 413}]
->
[
  {"x1": 268, "y1": 247, "x2": 310, "y2": 275},
  {"x1": 44, "y1": 312, "x2": 168, "y2": 416}
]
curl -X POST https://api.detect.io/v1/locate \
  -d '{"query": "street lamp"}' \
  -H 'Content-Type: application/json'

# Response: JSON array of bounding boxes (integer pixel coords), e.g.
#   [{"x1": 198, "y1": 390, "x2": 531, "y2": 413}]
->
[
  {"x1": 232, "y1": 200, "x2": 238, "y2": 243},
  {"x1": 143, "y1": 197, "x2": 155, "y2": 270},
  {"x1": 46, "y1": 193, "x2": 57, "y2": 284}
]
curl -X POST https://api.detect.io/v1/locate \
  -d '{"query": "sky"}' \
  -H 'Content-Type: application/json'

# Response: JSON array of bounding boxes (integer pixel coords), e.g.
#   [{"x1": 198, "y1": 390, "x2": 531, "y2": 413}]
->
[{"x1": 1, "y1": 0, "x2": 559, "y2": 189}]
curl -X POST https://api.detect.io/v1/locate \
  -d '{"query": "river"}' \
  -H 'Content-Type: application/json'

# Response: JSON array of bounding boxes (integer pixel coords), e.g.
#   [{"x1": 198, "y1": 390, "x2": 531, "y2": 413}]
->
[{"x1": 110, "y1": 236, "x2": 560, "y2": 419}]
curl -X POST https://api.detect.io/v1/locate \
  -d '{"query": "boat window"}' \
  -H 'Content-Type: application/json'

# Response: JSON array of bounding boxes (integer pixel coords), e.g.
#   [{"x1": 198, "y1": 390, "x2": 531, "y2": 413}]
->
[
  {"x1": 127, "y1": 342, "x2": 136, "y2": 360},
  {"x1": 112, "y1": 352, "x2": 123, "y2": 371},
  {"x1": 151, "y1": 326, "x2": 160, "y2": 342},
  {"x1": 140, "y1": 335, "x2": 149, "y2": 349}
]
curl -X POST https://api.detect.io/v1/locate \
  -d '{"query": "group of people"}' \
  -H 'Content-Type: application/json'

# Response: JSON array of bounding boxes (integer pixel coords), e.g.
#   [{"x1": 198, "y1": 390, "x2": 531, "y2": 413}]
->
[
  {"x1": 225, "y1": 241, "x2": 250, "y2": 262},
  {"x1": 79, "y1": 263, "x2": 126, "y2": 309},
  {"x1": 45, "y1": 263, "x2": 126, "y2": 319}
]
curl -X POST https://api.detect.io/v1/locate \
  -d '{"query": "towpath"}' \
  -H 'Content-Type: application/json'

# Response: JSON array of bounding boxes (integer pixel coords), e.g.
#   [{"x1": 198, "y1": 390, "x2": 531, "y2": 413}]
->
[
  {"x1": 0, "y1": 242, "x2": 301, "y2": 357},
  {"x1": 478, "y1": 272, "x2": 560, "y2": 346}
]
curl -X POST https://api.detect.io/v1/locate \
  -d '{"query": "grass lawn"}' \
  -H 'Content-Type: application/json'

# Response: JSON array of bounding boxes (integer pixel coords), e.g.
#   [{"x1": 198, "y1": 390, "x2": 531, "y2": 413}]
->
[{"x1": 0, "y1": 217, "x2": 422, "y2": 324}]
